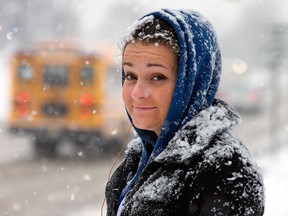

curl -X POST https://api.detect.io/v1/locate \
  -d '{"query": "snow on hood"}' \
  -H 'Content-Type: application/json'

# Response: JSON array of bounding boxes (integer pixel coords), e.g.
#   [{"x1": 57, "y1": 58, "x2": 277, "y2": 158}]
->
[{"x1": 155, "y1": 99, "x2": 241, "y2": 163}]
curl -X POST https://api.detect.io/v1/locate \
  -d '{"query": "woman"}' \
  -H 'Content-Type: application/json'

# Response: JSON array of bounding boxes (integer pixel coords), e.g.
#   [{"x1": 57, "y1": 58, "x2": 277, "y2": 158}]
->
[{"x1": 105, "y1": 9, "x2": 265, "y2": 216}]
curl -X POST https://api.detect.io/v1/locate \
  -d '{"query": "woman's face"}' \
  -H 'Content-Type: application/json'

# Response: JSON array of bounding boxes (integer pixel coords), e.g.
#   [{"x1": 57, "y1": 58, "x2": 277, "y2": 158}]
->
[{"x1": 122, "y1": 42, "x2": 178, "y2": 135}]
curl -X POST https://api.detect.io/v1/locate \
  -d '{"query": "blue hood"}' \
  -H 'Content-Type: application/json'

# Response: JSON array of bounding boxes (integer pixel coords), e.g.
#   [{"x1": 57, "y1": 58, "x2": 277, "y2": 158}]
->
[
  {"x1": 119, "y1": 9, "x2": 222, "y2": 204},
  {"x1": 124, "y1": 8, "x2": 222, "y2": 159}
]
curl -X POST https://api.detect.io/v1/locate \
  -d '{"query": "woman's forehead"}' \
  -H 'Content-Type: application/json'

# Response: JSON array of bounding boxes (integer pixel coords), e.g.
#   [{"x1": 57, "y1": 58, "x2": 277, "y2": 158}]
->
[{"x1": 124, "y1": 42, "x2": 176, "y2": 57}]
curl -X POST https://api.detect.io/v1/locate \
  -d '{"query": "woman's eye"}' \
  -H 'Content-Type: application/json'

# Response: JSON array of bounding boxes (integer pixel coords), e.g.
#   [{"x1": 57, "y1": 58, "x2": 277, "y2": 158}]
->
[
  {"x1": 152, "y1": 75, "x2": 167, "y2": 81},
  {"x1": 124, "y1": 73, "x2": 137, "y2": 81}
]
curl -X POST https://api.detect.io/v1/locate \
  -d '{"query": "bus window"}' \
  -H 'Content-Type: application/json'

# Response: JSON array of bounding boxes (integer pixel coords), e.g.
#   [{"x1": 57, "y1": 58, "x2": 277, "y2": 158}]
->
[
  {"x1": 43, "y1": 65, "x2": 69, "y2": 86},
  {"x1": 80, "y1": 66, "x2": 94, "y2": 85},
  {"x1": 18, "y1": 62, "x2": 34, "y2": 81}
]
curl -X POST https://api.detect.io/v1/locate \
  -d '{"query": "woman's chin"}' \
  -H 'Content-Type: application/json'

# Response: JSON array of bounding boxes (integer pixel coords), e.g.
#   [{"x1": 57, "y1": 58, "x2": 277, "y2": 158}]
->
[
  {"x1": 133, "y1": 123, "x2": 161, "y2": 135},
  {"x1": 134, "y1": 123, "x2": 153, "y2": 131}
]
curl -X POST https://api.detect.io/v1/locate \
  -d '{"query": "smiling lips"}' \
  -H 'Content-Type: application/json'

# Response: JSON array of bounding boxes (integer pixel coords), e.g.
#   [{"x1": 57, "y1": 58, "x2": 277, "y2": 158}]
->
[{"x1": 132, "y1": 105, "x2": 156, "y2": 111}]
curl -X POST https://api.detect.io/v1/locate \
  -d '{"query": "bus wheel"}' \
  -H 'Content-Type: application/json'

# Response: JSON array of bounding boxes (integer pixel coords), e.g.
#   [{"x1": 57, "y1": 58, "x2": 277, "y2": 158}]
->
[
  {"x1": 101, "y1": 137, "x2": 123, "y2": 156},
  {"x1": 33, "y1": 137, "x2": 58, "y2": 159}
]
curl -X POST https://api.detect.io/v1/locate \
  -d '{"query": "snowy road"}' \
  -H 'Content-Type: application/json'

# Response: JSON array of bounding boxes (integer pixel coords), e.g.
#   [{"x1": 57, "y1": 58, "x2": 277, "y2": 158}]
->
[
  {"x1": 0, "y1": 158, "x2": 110, "y2": 216},
  {"x1": 0, "y1": 123, "x2": 113, "y2": 216}
]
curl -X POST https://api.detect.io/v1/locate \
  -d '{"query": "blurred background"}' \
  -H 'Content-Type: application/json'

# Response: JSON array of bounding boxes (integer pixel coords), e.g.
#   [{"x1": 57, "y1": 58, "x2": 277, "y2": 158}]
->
[{"x1": 0, "y1": 0, "x2": 287, "y2": 215}]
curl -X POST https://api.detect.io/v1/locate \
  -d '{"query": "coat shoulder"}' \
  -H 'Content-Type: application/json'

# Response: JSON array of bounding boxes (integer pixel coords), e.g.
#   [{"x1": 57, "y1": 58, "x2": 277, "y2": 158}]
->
[
  {"x1": 125, "y1": 137, "x2": 142, "y2": 156},
  {"x1": 185, "y1": 129, "x2": 265, "y2": 215}
]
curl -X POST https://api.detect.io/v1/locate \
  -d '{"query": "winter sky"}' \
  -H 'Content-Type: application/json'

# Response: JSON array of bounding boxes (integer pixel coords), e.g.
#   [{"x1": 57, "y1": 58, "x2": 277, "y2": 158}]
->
[{"x1": 78, "y1": 0, "x2": 288, "y2": 37}]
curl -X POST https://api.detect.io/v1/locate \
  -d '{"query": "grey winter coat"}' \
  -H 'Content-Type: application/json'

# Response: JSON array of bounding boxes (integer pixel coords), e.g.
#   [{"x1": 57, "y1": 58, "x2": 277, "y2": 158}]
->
[{"x1": 105, "y1": 100, "x2": 265, "y2": 215}]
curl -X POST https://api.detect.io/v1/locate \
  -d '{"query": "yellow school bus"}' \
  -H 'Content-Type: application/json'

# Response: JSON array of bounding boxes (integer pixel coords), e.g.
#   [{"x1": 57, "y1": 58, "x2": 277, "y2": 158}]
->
[{"x1": 8, "y1": 41, "x2": 129, "y2": 157}]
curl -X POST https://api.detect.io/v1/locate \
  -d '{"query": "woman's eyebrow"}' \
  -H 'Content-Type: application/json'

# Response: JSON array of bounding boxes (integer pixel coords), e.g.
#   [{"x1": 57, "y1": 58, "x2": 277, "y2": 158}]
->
[
  {"x1": 123, "y1": 62, "x2": 133, "y2": 67},
  {"x1": 123, "y1": 62, "x2": 168, "y2": 69},
  {"x1": 147, "y1": 63, "x2": 168, "y2": 69}
]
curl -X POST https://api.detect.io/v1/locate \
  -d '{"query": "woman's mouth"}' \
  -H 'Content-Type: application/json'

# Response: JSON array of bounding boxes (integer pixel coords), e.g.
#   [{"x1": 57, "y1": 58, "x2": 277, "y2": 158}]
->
[{"x1": 132, "y1": 105, "x2": 156, "y2": 111}]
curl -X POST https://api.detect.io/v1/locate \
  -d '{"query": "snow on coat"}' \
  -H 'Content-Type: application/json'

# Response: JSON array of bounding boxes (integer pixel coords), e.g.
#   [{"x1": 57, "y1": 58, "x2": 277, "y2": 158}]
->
[{"x1": 105, "y1": 100, "x2": 265, "y2": 215}]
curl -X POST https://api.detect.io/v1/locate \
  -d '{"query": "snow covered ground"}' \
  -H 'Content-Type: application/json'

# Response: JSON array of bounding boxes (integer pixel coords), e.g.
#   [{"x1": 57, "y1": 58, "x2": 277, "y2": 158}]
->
[
  {"x1": 68, "y1": 145, "x2": 288, "y2": 216},
  {"x1": 258, "y1": 145, "x2": 288, "y2": 216}
]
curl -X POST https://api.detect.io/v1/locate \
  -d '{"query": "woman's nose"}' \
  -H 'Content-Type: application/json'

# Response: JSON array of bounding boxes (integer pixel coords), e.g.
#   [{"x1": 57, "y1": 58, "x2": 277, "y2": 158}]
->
[{"x1": 131, "y1": 80, "x2": 150, "y2": 100}]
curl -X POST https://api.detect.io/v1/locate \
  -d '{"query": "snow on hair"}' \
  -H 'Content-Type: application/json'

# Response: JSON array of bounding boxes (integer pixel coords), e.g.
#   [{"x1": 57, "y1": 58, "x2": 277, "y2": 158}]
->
[{"x1": 119, "y1": 15, "x2": 180, "y2": 55}]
